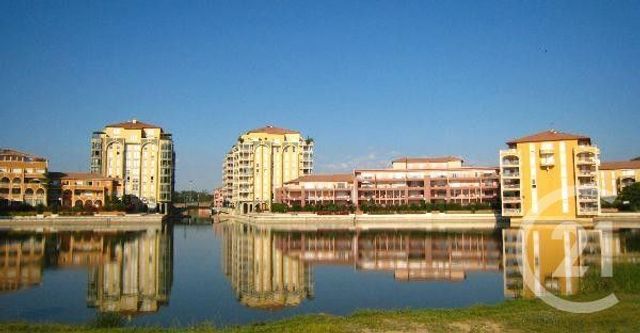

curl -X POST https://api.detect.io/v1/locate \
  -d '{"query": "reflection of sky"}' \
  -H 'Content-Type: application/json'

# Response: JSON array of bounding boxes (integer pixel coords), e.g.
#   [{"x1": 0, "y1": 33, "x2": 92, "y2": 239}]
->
[
  {"x1": 0, "y1": 268, "x2": 93, "y2": 323},
  {"x1": 0, "y1": 225, "x2": 504, "y2": 327}
]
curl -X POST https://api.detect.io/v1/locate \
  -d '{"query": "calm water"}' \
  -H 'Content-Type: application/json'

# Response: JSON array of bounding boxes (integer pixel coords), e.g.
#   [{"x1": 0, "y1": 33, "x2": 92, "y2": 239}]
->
[{"x1": 0, "y1": 221, "x2": 638, "y2": 327}]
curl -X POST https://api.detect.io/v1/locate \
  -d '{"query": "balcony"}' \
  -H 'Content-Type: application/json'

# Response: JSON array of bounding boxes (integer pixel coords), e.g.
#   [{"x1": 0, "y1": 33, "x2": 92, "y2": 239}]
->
[
  {"x1": 577, "y1": 169, "x2": 596, "y2": 177},
  {"x1": 502, "y1": 184, "x2": 520, "y2": 191},
  {"x1": 576, "y1": 157, "x2": 596, "y2": 165},
  {"x1": 501, "y1": 159, "x2": 519, "y2": 167},
  {"x1": 500, "y1": 149, "x2": 519, "y2": 157},
  {"x1": 577, "y1": 183, "x2": 598, "y2": 190},
  {"x1": 502, "y1": 172, "x2": 520, "y2": 179},
  {"x1": 540, "y1": 157, "x2": 555, "y2": 167},
  {"x1": 502, "y1": 208, "x2": 522, "y2": 216},
  {"x1": 539, "y1": 147, "x2": 554, "y2": 155},
  {"x1": 502, "y1": 197, "x2": 521, "y2": 204},
  {"x1": 578, "y1": 206, "x2": 599, "y2": 215}
]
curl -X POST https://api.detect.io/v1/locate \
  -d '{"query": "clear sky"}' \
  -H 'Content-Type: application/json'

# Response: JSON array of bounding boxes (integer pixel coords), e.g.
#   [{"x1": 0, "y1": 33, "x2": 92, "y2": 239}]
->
[{"x1": 1, "y1": 1, "x2": 639, "y2": 191}]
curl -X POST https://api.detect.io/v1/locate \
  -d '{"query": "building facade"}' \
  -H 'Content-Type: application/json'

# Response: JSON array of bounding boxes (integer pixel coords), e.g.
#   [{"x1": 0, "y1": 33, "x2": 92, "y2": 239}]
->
[
  {"x1": 0, "y1": 149, "x2": 48, "y2": 207},
  {"x1": 499, "y1": 130, "x2": 600, "y2": 221},
  {"x1": 598, "y1": 160, "x2": 640, "y2": 200},
  {"x1": 222, "y1": 125, "x2": 314, "y2": 213},
  {"x1": 48, "y1": 172, "x2": 120, "y2": 209},
  {"x1": 276, "y1": 174, "x2": 354, "y2": 207},
  {"x1": 213, "y1": 186, "x2": 224, "y2": 210},
  {"x1": 275, "y1": 157, "x2": 500, "y2": 210},
  {"x1": 354, "y1": 157, "x2": 500, "y2": 209},
  {"x1": 90, "y1": 119, "x2": 175, "y2": 213}
]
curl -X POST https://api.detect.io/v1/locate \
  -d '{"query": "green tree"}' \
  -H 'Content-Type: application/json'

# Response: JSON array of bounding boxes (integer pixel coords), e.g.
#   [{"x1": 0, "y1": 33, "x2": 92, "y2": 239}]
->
[{"x1": 619, "y1": 183, "x2": 640, "y2": 211}]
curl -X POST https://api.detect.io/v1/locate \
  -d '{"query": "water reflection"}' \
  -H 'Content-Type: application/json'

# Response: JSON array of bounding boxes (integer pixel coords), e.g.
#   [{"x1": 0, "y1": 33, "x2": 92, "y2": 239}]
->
[
  {"x1": 0, "y1": 226, "x2": 173, "y2": 315},
  {"x1": 221, "y1": 222, "x2": 502, "y2": 309},
  {"x1": 0, "y1": 234, "x2": 45, "y2": 292},
  {"x1": 503, "y1": 225, "x2": 640, "y2": 298},
  {"x1": 1, "y1": 220, "x2": 639, "y2": 326}
]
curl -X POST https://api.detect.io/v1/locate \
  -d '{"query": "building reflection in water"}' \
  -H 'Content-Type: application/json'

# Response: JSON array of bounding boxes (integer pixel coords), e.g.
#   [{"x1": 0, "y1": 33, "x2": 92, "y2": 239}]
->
[
  {"x1": 503, "y1": 225, "x2": 640, "y2": 298},
  {"x1": 221, "y1": 223, "x2": 312, "y2": 309},
  {"x1": 0, "y1": 225, "x2": 173, "y2": 315},
  {"x1": 0, "y1": 234, "x2": 45, "y2": 293},
  {"x1": 221, "y1": 222, "x2": 502, "y2": 309}
]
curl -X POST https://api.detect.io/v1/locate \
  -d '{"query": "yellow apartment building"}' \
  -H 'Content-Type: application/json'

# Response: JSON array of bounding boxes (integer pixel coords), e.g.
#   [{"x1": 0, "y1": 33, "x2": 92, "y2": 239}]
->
[
  {"x1": 90, "y1": 119, "x2": 175, "y2": 213},
  {"x1": 0, "y1": 148, "x2": 48, "y2": 207},
  {"x1": 499, "y1": 130, "x2": 600, "y2": 221},
  {"x1": 598, "y1": 159, "x2": 640, "y2": 200},
  {"x1": 222, "y1": 125, "x2": 314, "y2": 213}
]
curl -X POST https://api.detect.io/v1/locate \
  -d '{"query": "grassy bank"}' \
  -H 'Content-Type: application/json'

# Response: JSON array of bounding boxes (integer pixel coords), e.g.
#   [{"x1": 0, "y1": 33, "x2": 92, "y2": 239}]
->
[{"x1": 2, "y1": 295, "x2": 639, "y2": 333}]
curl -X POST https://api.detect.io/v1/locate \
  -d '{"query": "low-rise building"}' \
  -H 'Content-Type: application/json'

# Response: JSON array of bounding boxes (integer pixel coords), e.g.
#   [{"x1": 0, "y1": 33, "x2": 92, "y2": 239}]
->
[
  {"x1": 213, "y1": 186, "x2": 224, "y2": 209},
  {"x1": 599, "y1": 160, "x2": 640, "y2": 200},
  {"x1": 275, "y1": 157, "x2": 500, "y2": 210},
  {"x1": 276, "y1": 174, "x2": 354, "y2": 207},
  {"x1": 0, "y1": 148, "x2": 48, "y2": 207},
  {"x1": 354, "y1": 157, "x2": 500, "y2": 209},
  {"x1": 48, "y1": 172, "x2": 120, "y2": 209}
]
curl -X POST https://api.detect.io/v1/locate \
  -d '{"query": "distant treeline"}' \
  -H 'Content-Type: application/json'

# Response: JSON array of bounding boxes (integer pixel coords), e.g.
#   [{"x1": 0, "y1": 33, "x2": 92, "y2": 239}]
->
[{"x1": 172, "y1": 190, "x2": 213, "y2": 203}]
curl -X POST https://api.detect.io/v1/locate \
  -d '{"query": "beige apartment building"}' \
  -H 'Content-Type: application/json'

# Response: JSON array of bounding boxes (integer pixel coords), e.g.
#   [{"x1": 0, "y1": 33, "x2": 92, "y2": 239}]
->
[
  {"x1": 0, "y1": 148, "x2": 48, "y2": 207},
  {"x1": 598, "y1": 159, "x2": 640, "y2": 200},
  {"x1": 90, "y1": 119, "x2": 175, "y2": 213},
  {"x1": 222, "y1": 125, "x2": 314, "y2": 213}
]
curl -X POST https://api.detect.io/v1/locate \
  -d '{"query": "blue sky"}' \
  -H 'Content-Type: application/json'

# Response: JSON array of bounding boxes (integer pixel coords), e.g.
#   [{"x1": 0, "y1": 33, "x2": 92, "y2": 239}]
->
[{"x1": 1, "y1": 1, "x2": 639, "y2": 191}]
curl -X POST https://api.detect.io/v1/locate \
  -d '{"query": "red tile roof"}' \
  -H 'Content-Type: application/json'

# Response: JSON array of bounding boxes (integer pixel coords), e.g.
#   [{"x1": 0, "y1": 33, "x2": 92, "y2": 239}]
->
[
  {"x1": 247, "y1": 125, "x2": 300, "y2": 135},
  {"x1": 391, "y1": 156, "x2": 463, "y2": 163},
  {"x1": 286, "y1": 174, "x2": 353, "y2": 184},
  {"x1": 105, "y1": 119, "x2": 161, "y2": 129},
  {"x1": 506, "y1": 130, "x2": 590, "y2": 144},
  {"x1": 599, "y1": 160, "x2": 640, "y2": 170},
  {"x1": 0, "y1": 148, "x2": 47, "y2": 161},
  {"x1": 49, "y1": 172, "x2": 118, "y2": 181}
]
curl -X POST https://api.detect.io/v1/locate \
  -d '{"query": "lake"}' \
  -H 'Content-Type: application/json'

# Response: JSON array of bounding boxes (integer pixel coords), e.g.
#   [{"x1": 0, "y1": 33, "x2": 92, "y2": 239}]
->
[{"x1": 0, "y1": 220, "x2": 638, "y2": 327}]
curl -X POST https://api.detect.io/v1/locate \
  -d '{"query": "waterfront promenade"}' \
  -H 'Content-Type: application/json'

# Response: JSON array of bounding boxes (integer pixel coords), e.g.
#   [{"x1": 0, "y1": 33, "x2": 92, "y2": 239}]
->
[
  {"x1": 224, "y1": 212, "x2": 505, "y2": 230},
  {"x1": 0, "y1": 214, "x2": 165, "y2": 231}
]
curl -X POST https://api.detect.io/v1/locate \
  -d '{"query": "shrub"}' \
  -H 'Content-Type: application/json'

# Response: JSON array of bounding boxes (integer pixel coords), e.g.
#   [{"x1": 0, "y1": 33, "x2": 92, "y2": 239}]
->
[
  {"x1": 271, "y1": 203, "x2": 288, "y2": 213},
  {"x1": 35, "y1": 204, "x2": 46, "y2": 214},
  {"x1": 618, "y1": 183, "x2": 640, "y2": 211}
]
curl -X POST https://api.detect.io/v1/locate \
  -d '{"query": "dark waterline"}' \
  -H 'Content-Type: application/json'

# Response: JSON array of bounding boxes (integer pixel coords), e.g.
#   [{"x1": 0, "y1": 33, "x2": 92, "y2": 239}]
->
[{"x1": 0, "y1": 223, "x2": 506, "y2": 327}]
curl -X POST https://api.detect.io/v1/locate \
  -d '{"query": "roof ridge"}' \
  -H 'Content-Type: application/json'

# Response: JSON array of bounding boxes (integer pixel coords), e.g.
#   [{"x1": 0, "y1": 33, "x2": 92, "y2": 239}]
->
[{"x1": 506, "y1": 129, "x2": 590, "y2": 144}]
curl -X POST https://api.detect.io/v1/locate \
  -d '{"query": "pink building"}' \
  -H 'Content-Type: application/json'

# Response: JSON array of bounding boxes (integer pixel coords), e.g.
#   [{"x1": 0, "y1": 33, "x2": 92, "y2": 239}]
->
[
  {"x1": 213, "y1": 187, "x2": 225, "y2": 209},
  {"x1": 276, "y1": 156, "x2": 500, "y2": 210},
  {"x1": 276, "y1": 174, "x2": 354, "y2": 207},
  {"x1": 354, "y1": 157, "x2": 499, "y2": 209}
]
